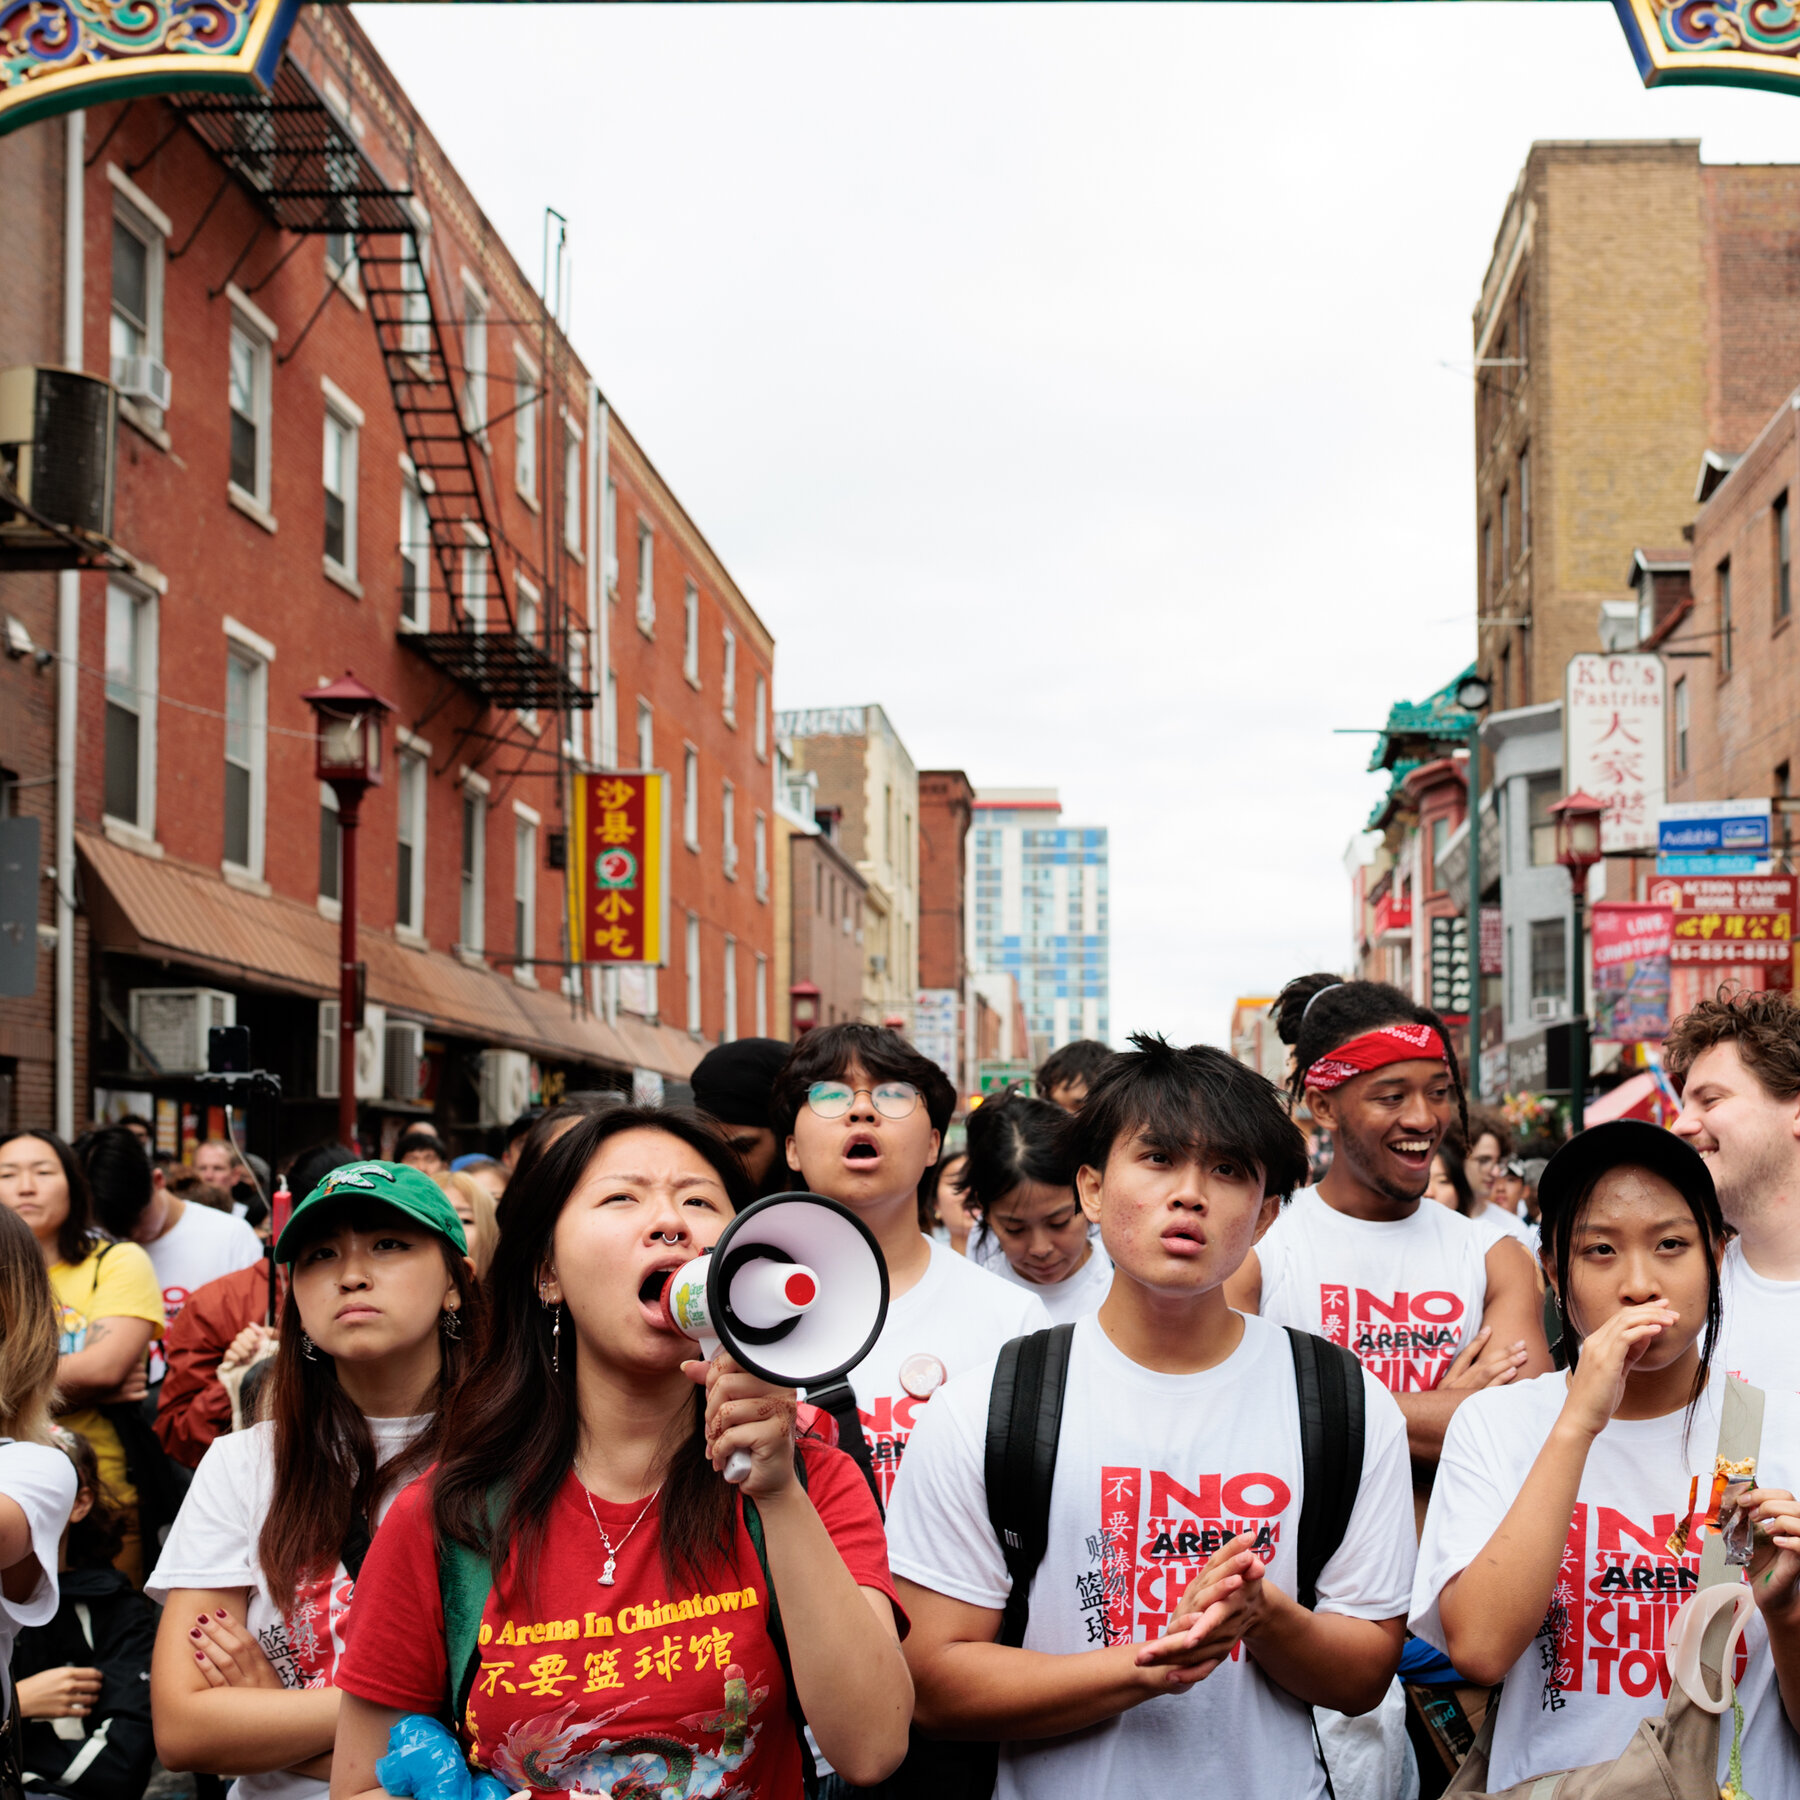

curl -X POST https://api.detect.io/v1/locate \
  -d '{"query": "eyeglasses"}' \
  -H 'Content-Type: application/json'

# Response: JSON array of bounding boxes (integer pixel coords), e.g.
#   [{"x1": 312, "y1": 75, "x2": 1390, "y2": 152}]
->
[{"x1": 806, "y1": 1079, "x2": 922, "y2": 1121}]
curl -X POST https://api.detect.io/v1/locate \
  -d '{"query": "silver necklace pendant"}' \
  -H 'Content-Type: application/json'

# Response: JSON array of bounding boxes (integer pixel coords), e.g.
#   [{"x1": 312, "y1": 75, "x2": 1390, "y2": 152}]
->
[{"x1": 599, "y1": 1557, "x2": 617, "y2": 1587}]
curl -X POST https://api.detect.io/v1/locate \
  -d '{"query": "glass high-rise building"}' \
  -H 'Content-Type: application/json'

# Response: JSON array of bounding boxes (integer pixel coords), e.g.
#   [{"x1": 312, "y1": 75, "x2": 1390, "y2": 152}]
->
[{"x1": 968, "y1": 789, "x2": 1109, "y2": 1065}]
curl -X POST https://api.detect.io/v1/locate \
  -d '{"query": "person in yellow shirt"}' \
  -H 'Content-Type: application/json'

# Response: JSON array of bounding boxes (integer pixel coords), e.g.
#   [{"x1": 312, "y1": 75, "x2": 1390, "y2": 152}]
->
[{"x1": 0, "y1": 1132, "x2": 165, "y2": 1581}]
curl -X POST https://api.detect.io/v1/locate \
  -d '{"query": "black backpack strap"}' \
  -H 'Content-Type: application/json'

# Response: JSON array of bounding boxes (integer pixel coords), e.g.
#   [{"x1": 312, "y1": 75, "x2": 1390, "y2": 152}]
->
[
  {"x1": 805, "y1": 1378, "x2": 883, "y2": 1518},
  {"x1": 743, "y1": 1452, "x2": 817, "y2": 1799},
  {"x1": 984, "y1": 1324, "x2": 1076, "y2": 1649},
  {"x1": 1285, "y1": 1327, "x2": 1365, "y2": 1613}
]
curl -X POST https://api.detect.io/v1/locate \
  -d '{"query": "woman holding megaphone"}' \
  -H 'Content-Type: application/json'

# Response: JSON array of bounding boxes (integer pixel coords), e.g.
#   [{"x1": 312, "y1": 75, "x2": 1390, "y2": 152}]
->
[{"x1": 330, "y1": 1106, "x2": 911, "y2": 1800}]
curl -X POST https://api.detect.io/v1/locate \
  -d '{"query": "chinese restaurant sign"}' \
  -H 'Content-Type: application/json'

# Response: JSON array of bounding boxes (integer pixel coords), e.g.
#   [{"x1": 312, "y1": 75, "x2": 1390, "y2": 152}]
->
[
  {"x1": 1565, "y1": 654, "x2": 1666, "y2": 855},
  {"x1": 568, "y1": 771, "x2": 669, "y2": 967}
]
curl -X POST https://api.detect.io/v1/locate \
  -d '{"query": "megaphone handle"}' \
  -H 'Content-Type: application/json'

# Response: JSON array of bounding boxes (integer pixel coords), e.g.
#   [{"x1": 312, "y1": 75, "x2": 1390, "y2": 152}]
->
[{"x1": 723, "y1": 1449, "x2": 753, "y2": 1485}]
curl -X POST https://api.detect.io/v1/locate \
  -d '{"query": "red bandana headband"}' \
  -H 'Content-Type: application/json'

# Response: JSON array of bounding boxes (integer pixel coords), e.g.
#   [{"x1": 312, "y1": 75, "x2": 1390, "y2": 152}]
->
[{"x1": 1304, "y1": 1022, "x2": 1447, "y2": 1093}]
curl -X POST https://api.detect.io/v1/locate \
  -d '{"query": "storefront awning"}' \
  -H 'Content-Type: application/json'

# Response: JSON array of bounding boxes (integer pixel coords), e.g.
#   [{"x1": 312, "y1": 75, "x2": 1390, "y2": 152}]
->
[{"x1": 78, "y1": 830, "x2": 704, "y2": 1082}]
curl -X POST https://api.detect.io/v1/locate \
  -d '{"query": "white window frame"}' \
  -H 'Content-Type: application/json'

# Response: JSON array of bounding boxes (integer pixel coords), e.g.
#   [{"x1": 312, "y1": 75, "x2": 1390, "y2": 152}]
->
[
  {"x1": 637, "y1": 520, "x2": 655, "y2": 634},
  {"x1": 753, "y1": 810, "x2": 768, "y2": 903},
  {"x1": 563, "y1": 416, "x2": 582, "y2": 556},
  {"x1": 399, "y1": 219, "x2": 431, "y2": 359},
  {"x1": 515, "y1": 574, "x2": 540, "y2": 728},
  {"x1": 400, "y1": 473, "x2": 431, "y2": 629},
  {"x1": 684, "y1": 745, "x2": 700, "y2": 850},
  {"x1": 461, "y1": 523, "x2": 489, "y2": 633},
  {"x1": 321, "y1": 377, "x2": 362, "y2": 587},
  {"x1": 102, "y1": 579, "x2": 158, "y2": 839},
  {"x1": 637, "y1": 699, "x2": 654, "y2": 772},
  {"x1": 723, "y1": 935, "x2": 738, "y2": 1043},
  {"x1": 754, "y1": 952, "x2": 768, "y2": 1037},
  {"x1": 460, "y1": 271, "x2": 488, "y2": 436},
  {"x1": 227, "y1": 303, "x2": 274, "y2": 511},
  {"x1": 394, "y1": 731, "x2": 429, "y2": 938},
  {"x1": 459, "y1": 767, "x2": 488, "y2": 956},
  {"x1": 222, "y1": 617, "x2": 273, "y2": 881},
  {"x1": 514, "y1": 343, "x2": 539, "y2": 504},
  {"x1": 565, "y1": 630, "x2": 587, "y2": 761},
  {"x1": 753, "y1": 673, "x2": 768, "y2": 761},
  {"x1": 109, "y1": 175, "x2": 166, "y2": 422},
  {"x1": 513, "y1": 801, "x2": 540, "y2": 982},
  {"x1": 722, "y1": 780, "x2": 738, "y2": 880},
  {"x1": 686, "y1": 912, "x2": 702, "y2": 1034},
  {"x1": 721, "y1": 628, "x2": 737, "y2": 726},
  {"x1": 682, "y1": 582, "x2": 700, "y2": 686}
]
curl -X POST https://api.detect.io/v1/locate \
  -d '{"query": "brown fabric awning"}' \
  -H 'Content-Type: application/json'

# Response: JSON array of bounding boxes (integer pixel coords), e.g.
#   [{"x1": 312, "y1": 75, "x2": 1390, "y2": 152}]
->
[{"x1": 78, "y1": 830, "x2": 704, "y2": 1081}]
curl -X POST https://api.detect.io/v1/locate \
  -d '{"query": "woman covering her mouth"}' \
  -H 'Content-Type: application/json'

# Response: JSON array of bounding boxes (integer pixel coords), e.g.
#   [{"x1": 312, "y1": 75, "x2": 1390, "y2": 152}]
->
[
  {"x1": 147, "y1": 1161, "x2": 481, "y2": 1800},
  {"x1": 328, "y1": 1105, "x2": 912, "y2": 1800}
]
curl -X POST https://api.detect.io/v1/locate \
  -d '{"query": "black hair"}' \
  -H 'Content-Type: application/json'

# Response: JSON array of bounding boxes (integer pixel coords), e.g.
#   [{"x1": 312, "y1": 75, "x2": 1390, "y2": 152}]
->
[
  {"x1": 1272, "y1": 973, "x2": 1470, "y2": 1143},
  {"x1": 504, "y1": 1108, "x2": 543, "y2": 1150},
  {"x1": 79, "y1": 1125, "x2": 156, "y2": 1239},
  {"x1": 284, "y1": 1141, "x2": 359, "y2": 1202},
  {"x1": 1069, "y1": 1033, "x2": 1309, "y2": 1200},
  {"x1": 1432, "y1": 1138, "x2": 1477, "y2": 1216},
  {"x1": 393, "y1": 1126, "x2": 446, "y2": 1161},
  {"x1": 1036, "y1": 1040, "x2": 1117, "y2": 1098},
  {"x1": 50, "y1": 1429, "x2": 126, "y2": 1570},
  {"x1": 0, "y1": 1131, "x2": 102, "y2": 1266},
  {"x1": 963, "y1": 1091, "x2": 1077, "y2": 1222},
  {"x1": 1542, "y1": 1161, "x2": 1724, "y2": 1415},
  {"x1": 769, "y1": 1022, "x2": 958, "y2": 1143}
]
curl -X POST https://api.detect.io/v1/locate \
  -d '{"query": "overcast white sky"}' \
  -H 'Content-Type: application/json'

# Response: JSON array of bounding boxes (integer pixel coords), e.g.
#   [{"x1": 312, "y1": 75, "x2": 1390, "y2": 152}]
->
[{"x1": 357, "y1": 1, "x2": 1800, "y2": 1051}]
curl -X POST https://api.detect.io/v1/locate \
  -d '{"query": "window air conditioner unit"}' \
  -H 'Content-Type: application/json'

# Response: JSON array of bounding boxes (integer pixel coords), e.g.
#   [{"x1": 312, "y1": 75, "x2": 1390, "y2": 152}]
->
[
  {"x1": 384, "y1": 1020, "x2": 426, "y2": 1105},
  {"x1": 1530, "y1": 995, "x2": 1566, "y2": 1022},
  {"x1": 112, "y1": 356, "x2": 172, "y2": 413},
  {"x1": 478, "y1": 1049, "x2": 534, "y2": 1128},
  {"x1": 317, "y1": 1000, "x2": 387, "y2": 1100},
  {"x1": 128, "y1": 987, "x2": 236, "y2": 1074},
  {"x1": 869, "y1": 954, "x2": 887, "y2": 974},
  {"x1": 0, "y1": 365, "x2": 117, "y2": 547}
]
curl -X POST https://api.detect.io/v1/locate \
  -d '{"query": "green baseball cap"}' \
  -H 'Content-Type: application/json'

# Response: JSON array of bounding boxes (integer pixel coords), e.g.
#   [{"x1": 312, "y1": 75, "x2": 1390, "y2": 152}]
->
[{"x1": 274, "y1": 1159, "x2": 468, "y2": 1263}]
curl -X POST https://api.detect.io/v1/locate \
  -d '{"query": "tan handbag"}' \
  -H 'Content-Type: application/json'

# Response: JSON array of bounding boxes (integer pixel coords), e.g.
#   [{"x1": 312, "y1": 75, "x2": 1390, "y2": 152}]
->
[{"x1": 1443, "y1": 1376, "x2": 1766, "y2": 1800}]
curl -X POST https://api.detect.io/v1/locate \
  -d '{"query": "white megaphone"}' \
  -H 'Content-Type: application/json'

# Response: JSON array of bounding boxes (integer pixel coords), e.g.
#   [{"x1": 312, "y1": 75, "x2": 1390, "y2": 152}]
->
[{"x1": 661, "y1": 1192, "x2": 889, "y2": 1484}]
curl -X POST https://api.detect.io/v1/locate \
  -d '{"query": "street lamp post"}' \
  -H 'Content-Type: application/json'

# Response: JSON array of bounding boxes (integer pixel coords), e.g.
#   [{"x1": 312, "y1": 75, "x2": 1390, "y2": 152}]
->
[
  {"x1": 302, "y1": 674, "x2": 394, "y2": 1150},
  {"x1": 1452, "y1": 675, "x2": 1493, "y2": 1079},
  {"x1": 1550, "y1": 790, "x2": 1606, "y2": 1136}
]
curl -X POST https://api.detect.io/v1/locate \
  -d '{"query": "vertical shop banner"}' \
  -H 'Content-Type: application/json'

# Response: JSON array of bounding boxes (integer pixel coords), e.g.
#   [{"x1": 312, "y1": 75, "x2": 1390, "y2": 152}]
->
[
  {"x1": 1590, "y1": 903, "x2": 1674, "y2": 1043},
  {"x1": 568, "y1": 772, "x2": 669, "y2": 966},
  {"x1": 1647, "y1": 873, "x2": 1796, "y2": 1018},
  {"x1": 911, "y1": 989, "x2": 959, "y2": 1090},
  {"x1": 1565, "y1": 654, "x2": 1666, "y2": 853}
]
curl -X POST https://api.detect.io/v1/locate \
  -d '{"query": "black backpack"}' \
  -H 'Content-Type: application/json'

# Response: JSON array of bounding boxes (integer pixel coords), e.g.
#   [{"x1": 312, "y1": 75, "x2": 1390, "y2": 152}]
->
[{"x1": 872, "y1": 1321, "x2": 1366, "y2": 1800}]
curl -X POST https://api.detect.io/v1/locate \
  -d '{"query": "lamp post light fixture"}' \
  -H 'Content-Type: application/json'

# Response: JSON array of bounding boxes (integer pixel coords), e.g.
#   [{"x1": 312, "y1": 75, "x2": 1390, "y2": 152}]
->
[
  {"x1": 302, "y1": 673, "x2": 394, "y2": 1148},
  {"x1": 1550, "y1": 790, "x2": 1607, "y2": 1136},
  {"x1": 789, "y1": 980, "x2": 821, "y2": 1036},
  {"x1": 1447, "y1": 673, "x2": 1492, "y2": 1082}
]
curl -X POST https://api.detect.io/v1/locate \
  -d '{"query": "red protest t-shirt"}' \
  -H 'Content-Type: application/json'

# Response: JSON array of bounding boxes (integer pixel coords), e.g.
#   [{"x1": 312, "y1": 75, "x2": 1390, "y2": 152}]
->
[{"x1": 337, "y1": 1441, "x2": 896, "y2": 1800}]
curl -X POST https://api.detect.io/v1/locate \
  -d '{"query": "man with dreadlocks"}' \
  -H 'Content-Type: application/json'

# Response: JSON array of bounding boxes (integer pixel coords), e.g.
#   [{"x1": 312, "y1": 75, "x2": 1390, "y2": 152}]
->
[{"x1": 1225, "y1": 974, "x2": 1552, "y2": 1800}]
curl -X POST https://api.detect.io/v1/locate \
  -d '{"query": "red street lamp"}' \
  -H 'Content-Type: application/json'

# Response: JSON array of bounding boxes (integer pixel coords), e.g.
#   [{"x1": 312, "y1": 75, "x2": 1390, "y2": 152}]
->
[
  {"x1": 1549, "y1": 790, "x2": 1607, "y2": 1135},
  {"x1": 789, "y1": 980, "x2": 821, "y2": 1035},
  {"x1": 302, "y1": 673, "x2": 394, "y2": 1149}
]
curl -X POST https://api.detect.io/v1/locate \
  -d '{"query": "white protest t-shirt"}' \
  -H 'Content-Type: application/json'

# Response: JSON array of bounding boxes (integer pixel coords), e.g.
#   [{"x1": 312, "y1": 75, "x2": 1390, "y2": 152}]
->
[
  {"x1": 0, "y1": 1440, "x2": 77, "y2": 1708},
  {"x1": 886, "y1": 1311, "x2": 1415, "y2": 1800},
  {"x1": 1412, "y1": 1372, "x2": 1800, "y2": 1799},
  {"x1": 144, "y1": 1201, "x2": 265, "y2": 1381},
  {"x1": 991, "y1": 1241, "x2": 1114, "y2": 1326},
  {"x1": 1471, "y1": 1202, "x2": 1539, "y2": 1254},
  {"x1": 1719, "y1": 1238, "x2": 1800, "y2": 1394},
  {"x1": 147, "y1": 1415, "x2": 428, "y2": 1800},
  {"x1": 832, "y1": 1236, "x2": 1049, "y2": 1508},
  {"x1": 1257, "y1": 1187, "x2": 1489, "y2": 1392}
]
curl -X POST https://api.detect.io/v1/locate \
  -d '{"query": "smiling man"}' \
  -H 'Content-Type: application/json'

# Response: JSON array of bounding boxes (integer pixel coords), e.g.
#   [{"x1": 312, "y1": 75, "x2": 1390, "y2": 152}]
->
[{"x1": 1667, "y1": 988, "x2": 1800, "y2": 1391}]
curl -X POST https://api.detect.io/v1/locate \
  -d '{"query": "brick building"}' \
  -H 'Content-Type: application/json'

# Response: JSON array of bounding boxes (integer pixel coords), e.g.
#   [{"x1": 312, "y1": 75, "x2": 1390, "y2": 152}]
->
[
  {"x1": 0, "y1": 11, "x2": 775, "y2": 1149},
  {"x1": 1473, "y1": 142, "x2": 1800, "y2": 718},
  {"x1": 917, "y1": 768, "x2": 973, "y2": 995}
]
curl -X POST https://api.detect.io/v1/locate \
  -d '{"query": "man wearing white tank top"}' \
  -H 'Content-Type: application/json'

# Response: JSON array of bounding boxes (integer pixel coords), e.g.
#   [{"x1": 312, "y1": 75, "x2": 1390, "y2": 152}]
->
[{"x1": 1668, "y1": 988, "x2": 1800, "y2": 1393}]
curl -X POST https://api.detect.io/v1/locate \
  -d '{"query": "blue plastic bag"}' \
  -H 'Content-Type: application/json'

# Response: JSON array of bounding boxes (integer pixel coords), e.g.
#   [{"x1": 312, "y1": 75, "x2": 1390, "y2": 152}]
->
[{"x1": 376, "y1": 1715, "x2": 508, "y2": 1800}]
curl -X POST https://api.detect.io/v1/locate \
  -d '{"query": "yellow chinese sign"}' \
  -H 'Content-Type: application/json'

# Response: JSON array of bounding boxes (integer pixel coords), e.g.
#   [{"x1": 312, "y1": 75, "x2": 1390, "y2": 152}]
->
[{"x1": 567, "y1": 771, "x2": 668, "y2": 967}]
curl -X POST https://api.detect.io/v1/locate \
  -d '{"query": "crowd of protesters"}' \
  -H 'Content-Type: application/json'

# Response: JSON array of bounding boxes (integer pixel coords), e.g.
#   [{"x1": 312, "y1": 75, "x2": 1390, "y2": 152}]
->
[{"x1": 0, "y1": 987, "x2": 1794, "y2": 1800}]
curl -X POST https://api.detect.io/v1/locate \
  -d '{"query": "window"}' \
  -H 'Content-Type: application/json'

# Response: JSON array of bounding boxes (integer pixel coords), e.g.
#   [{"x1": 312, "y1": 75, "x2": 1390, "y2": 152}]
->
[
  {"x1": 1516, "y1": 289, "x2": 1529, "y2": 367},
  {"x1": 104, "y1": 583, "x2": 155, "y2": 830},
  {"x1": 753, "y1": 674, "x2": 768, "y2": 760},
  {"x1": 223, "y1": 644, "x2": 267, "y2": 875},
  {"x1": 513, "y1": 346, "x2": 538, "y2": 502},
  {"x1": 723, "y1": 936, "x2": 738, "y2": 1043},
  {"x1": 400, "y1": 480, "x2": 431, "y2": 628},
  {"x1": 322, "y1": 401, "x2": 358, "y2": 576},
  {"x1": 637, "y1": 699, "x2": 654, "y2": 771},
  {"x1": 754, "y1": 953, "x2": 768, "y2": 1037},
  {"x1": 324, "y1": 229, "x2": 355, "y2": 284},
  {"x1": 686, "y1": 913, "x2": 702, "y2": 1033},
  {"x1": 754, "y1": 811, "x2": 768, "y2": 902},
  {"x1": 228, "y1": 316, "x2": 271, "y2": 504},
  {"x1": 515, "y1": 577, "x2": 539, "y2": 726},
  {"x1": 461, "y1": 277, "x2": 487, "y2": 435},
  {"x1": 1778, "y1": 492, "x2": 1791, "y2": 623},
  {"x1": 636, "y1": 522, "x2": 655, "y2": 632},
  {"x1": 603, "y1": 667, "x2": 618, "y2": 768},
  {"x1": 1518, "y1": 447, "x2": 1530, "y2": 553},
  {"x1": 318, "y1": 784, "x2": 340, "y2": 904},
  {"x1": 563, "y1": 421, "x2": 581, "y2": 554},
  {"x1": 461, "y1": 529, "x2": 488, "y2": 632},
  {"x1": 399, "y1": 226, "x2": 430, "y2": 358},
  {"x1": 1675, "y1": 676, "x2": 1689, "y2": 776},
  {"x1": 460, "y1": 781, "x2": 486, "y2": 953},
  {"x1": 395, "y1": 745, "x2": 426, "y2": 932},
  {"x1": 1499, "y1": 641, "x2": 1511, "y2": 713},
  {"x1": 1527, "y1": 774, "x2": 1559, "y2": 867},
  {"x1": 1529, "y1": 919, "x2": 1566, "y2": 1004},
  {"x1": 1499, "y1": 483, "x2": 1510, "y2": 569},
  {"x1": 684, "y1": 747, "x2": 700, "y2": 849},
  {"x1": 721, "y1": 629, "x2": 737, "y2": 725},
  {"x1": 722, "y1": 780, "x2": 737, "y2": 878},
  {"x1": 565, "y1": 631, "x2": 587, "y2": 759},
  {"x1": 603, "y1": 478, "x2": 618, "y2": 593},
  {"x1": 683, "y1": 583, "x2": 700, "y2": 685},
  {"x1": 1482, "y1": 519, "x2": 1494, "y2": 606},
  {"x1": 1429, "y1": 817, "x2": 1449, "y2": 892},
  {"x1": 1719, "y1": 558, "x2": 1734, "y2": 673},
  {"x1": 514, "y1": 809, "x2": 537, "y2": 966},
  {"x1": 110, "y1": 196, "x2": 164, "y2": 413}
]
